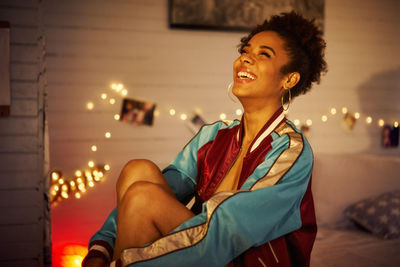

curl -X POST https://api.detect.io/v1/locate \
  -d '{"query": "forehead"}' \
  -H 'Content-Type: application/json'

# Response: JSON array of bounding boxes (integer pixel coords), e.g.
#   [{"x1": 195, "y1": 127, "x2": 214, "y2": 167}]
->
[{"x1": 248, "y1": 31, "x2": 286, "y2": 50}]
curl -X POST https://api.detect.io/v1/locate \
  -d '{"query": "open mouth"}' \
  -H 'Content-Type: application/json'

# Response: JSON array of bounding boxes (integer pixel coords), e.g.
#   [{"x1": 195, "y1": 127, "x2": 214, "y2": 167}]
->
[{"x1": 237, "y1": 71, "x2": 256, "y2": 80}]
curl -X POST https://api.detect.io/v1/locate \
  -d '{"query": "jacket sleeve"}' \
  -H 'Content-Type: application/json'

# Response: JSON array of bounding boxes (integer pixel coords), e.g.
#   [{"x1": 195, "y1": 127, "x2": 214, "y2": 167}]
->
[
  {"x1": 118, "y1": 127, "x2": 314, "y2": 267},
  {"x1": 82, "y1": 208, "x2": 117, "y2": 265},
  {"x1": 82, "y1": 122, "x2": 225, "y2": 264},
  {"x1": 162, "y1": 121, "x2": 225, "y2": 204}
]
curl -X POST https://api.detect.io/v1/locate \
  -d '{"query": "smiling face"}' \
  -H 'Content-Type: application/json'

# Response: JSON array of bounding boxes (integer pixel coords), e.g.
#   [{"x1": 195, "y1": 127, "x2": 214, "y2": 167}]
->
[{"x1": 232, "y1": 31, "x2": 292, "y2": 106}]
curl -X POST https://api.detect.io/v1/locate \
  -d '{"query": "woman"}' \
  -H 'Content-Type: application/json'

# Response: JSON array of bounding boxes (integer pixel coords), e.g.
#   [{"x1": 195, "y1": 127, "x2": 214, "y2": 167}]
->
[{"x1": 83, "y1": 11, "x2": 327, "y2": 267}]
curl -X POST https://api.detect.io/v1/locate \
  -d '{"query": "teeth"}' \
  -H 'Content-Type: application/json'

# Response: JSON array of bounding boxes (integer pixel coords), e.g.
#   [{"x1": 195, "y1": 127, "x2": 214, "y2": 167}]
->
[{"x1": 238, "y1": 71, "x2": 255, "y2": 80}]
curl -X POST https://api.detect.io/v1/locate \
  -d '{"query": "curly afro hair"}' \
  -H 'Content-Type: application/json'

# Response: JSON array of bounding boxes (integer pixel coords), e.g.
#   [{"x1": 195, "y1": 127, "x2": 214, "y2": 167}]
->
[{"x1": 239, "y1": 11, "x2": 327, "y2": 103}]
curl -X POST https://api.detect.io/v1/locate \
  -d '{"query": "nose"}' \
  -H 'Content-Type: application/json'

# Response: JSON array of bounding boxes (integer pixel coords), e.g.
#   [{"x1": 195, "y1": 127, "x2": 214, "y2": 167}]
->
[{"x1": 240, "y1": 53, "x2": 254, "y2": 65}]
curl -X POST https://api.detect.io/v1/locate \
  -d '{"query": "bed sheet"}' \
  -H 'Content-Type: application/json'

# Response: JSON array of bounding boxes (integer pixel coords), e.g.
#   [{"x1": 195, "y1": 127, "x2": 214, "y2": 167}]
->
[{"x1": 311, "y1": 228, "x2": 400, "y2": 267}]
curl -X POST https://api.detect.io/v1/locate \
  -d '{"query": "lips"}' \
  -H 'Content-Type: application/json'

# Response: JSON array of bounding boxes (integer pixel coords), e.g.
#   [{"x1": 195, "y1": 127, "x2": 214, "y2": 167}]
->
[{"x1": 235, "y1": 68, "x2": 257, "y2": 83}]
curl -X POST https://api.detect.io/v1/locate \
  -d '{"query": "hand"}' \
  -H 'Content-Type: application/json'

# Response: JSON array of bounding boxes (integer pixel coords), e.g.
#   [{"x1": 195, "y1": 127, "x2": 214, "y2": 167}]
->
[{"x1": 82, "y1": 256, "x2": 108, "y2": 267}]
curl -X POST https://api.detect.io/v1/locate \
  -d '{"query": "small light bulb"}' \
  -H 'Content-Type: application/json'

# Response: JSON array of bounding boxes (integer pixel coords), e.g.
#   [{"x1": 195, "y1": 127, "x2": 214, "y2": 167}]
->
[
  {"x1": 88, "y1": 181, "x2": 95, "y2": 187},
  {"x1": 342, "y1": 107, "x2": 348, "y2": 114},
  {"x1": 378, "y1": 119, "x2": 384, "y2": 127},
  {"x1": 75, "y1": 170, "x2": 82, "y2": 177},
  {"x1": 354, "y1": 112, "x2": 360, "y2": 119},
  {"x1": 58, "y1": 178, "x2": 64, "y2": 185},
  {"x1": 86, "y1": 171, "x2": 92, "y2": 178},
  {"x1": 394, "y1": 121, "x2": 399, "y2": 128},
  {"x1": 86, "y1": 102, "x2": 94, "y2": 110},
  {"x1": 75, "y1": 192, "x2": 81, "y2": 199},
  {"x1": 169, "y1": 109, "x2": 176, "y2": 116},
  {"x1": 61, "y1": 191, "x2": 69, "y2": 199},
  {"x1": 294, "y1": 119, "x2": 300, "y2": 126},
  {"x1": 54, "y1": 185, "x2": 59, "y2": 191},
  {"x1": 321, "y1": 115, "x2": 328, "y2": 122},
  {"x1": 236, "y1": 109, "x2": 243, "y2": 116},
  {"x1": 51, "y1": 172, "x2": 59, "y2": 181},
  {"x1": 180, "y1": 114, "x2": 187, "y2": 120},
  {"x1": 121, "y1": 89, "x2": 128, "y2": 96},
  {"x1": 77, "y1": 177, "x2": 83, "y2": 184},
  {"x1": 88, "y1": 161, "x2": 95, "y2": 168},
  {"x1": 330, "y1": 108, "x2": 337, "y2": 115},
  {"x1": 117, "y1": 83, "x2": 123, "y2": 91},
  {"x1": 104, "y1": 164, "x2": 110, "y2": 171},
  {"x1": 306, "y1": 119, "x2": 313, "y2": 126},
  {"x1": 219, "y1": 113, "x2": 227, "y2": 120},
  {"x1": 51, "y1": 190, "x2": 57, "y2": 196},
  {"x1": 101, "y1": 93, "x2": 107, "y2": 100},
  {"x1": 111, "y1": 83, "x2": 118, "y2": 90},
  {"x1": 61, "y1": 184, "x2": 68, "y2": 191},
  {"x1": 114, "y1": 114, "x2": 120, "y2": 120},
  {"x1": 109, "y1": 98, "x2": 116, "y2": 105},
  {"x1": 78, "y1": 183, "x2": 86, "y2": 191},
  {"x1": 91, "y1": 145, "x2": 97, "y2": 152},
  {"x1": 105, "y1": 132, "x2": 111, "y2": 138},
  {"x1": 70, "y1": 181, "x2": 76, "y2": 187},
  {"x1": 366, "y1": 116, "x2": 372, "y2": 124}
]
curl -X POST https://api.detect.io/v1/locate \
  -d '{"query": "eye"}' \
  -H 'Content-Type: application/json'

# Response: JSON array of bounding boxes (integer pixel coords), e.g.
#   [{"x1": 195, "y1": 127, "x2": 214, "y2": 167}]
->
[
  {"x1": 260, "y1": 52, "x2": 271, "y2": 58},
  {"x1": 239, "y1": 48, "x2": 247, "y2": 54}
]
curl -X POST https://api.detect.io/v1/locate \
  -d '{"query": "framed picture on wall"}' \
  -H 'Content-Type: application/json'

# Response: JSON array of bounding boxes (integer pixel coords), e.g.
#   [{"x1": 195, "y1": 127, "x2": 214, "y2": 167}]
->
[{"x1": 168, "y1": 0, "x2": 325, "y2": 32}]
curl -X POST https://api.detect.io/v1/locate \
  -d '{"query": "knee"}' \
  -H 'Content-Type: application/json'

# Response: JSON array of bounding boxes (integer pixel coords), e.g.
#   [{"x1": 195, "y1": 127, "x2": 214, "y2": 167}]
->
[
  {"x1": 123, "y1": 159, "x2": 159, "y2": 175},
  {"x1": 119, "y1": 181, "x2": 162, "y2": 213},
  {"x1": 116, "y1": 159, "x2": 159, "y2": 192}
]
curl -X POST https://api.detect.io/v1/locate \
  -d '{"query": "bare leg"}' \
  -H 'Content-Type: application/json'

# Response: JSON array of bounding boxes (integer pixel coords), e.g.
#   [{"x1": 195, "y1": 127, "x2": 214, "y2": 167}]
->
[
  {"x1": 116, "y1": 159, "x2": 175, "y2": 205},
  {"x1": 113, "y1": 160, "x2": 195, "y2": 260}
]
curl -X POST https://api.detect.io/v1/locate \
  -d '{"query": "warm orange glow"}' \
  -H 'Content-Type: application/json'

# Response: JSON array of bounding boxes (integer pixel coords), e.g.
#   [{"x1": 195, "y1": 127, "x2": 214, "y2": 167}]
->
[{"x1": 59, "y1": 244, "x2": 88, "y2": 267}]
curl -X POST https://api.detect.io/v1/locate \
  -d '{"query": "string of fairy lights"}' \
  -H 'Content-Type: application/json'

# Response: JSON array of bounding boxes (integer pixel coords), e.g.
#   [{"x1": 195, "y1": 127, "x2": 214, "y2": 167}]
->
[
  {"x1": 50, "y1": 82, "x2": 398, "y2": 204},
  {"x1": 290, "y1": 107, "x2": 399, "y2": 129},
  {"x1": 50, "y1": 165, "x2": 109, "y2": 203}
]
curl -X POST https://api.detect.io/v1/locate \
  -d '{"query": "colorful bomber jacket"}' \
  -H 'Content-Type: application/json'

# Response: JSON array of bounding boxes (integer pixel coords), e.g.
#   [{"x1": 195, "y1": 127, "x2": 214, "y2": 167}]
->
[{"x1": 83, "y1": 107, "x2": 317, "y2": 267}]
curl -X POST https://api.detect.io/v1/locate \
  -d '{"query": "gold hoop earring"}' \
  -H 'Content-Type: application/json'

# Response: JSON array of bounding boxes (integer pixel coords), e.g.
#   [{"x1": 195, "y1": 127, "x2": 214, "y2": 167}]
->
[
  {"x1": 227, "y1": 82, "x2": 238, "y2": 103},
  {"x1": 281, "y1": 89, "x2": 291, "y2": 111}
]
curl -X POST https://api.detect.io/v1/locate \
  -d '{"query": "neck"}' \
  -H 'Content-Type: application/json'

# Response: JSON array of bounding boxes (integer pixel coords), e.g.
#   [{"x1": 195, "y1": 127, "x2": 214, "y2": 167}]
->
[{"x1": 240, "y1": 98, "x2": 281, "y2": 144}]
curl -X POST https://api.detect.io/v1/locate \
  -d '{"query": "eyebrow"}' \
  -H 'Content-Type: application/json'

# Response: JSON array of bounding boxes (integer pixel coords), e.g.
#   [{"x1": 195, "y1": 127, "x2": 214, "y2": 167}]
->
[{"x1": 244, "y1": 44, "x2": 276, "y2": 56}]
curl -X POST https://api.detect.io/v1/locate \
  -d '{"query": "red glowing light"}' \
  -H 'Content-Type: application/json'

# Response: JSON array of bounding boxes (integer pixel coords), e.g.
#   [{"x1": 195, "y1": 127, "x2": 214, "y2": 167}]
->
[{"x1": 57, "y1": 244, "x2": 88, "y2": 267}]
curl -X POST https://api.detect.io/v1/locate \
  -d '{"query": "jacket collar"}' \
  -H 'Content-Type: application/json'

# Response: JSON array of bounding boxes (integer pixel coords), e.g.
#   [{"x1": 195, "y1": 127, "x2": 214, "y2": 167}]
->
[{"x1": 237, "y1": 106, "x2": 286, "y2": 153}]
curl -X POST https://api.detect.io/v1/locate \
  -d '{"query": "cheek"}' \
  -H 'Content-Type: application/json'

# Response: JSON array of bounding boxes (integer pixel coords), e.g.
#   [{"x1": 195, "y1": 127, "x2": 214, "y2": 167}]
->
[{"x1": 260, "y1": 65, "x2": 281, "y2": 83}]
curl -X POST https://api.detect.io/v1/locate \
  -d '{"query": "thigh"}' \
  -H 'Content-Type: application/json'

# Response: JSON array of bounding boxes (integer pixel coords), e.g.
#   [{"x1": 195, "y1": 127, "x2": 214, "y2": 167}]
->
[
  {"x1": 116, "y1": 159, "x2": 174, "y2": 204},
  {"x1": 120, "y1": 181, "x2": 195, "y2": 236}
]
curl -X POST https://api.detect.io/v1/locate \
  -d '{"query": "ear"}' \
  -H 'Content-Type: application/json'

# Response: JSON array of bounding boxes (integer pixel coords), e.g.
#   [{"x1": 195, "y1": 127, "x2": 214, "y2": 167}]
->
[{"x1": 283, "y1": 72, "x2": 300, "y2": 90}]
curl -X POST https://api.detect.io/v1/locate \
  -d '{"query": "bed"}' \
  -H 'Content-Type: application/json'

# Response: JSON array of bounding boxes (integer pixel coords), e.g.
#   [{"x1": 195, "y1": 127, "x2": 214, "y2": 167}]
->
[{"x1": 310, "y1": 153, "x2": 400, "y2": 267}]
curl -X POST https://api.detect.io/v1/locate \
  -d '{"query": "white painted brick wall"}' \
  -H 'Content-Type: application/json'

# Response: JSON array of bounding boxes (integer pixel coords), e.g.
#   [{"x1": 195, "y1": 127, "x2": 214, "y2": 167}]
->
[{"x1": 0, "y1": 0, "x2": 48, "y2": 266}]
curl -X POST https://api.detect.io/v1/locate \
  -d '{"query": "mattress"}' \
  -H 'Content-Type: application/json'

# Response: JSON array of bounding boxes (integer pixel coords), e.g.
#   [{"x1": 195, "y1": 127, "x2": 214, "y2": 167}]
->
[{"x1": 311, "y1": 228, "x2": 400, "y2": 267}]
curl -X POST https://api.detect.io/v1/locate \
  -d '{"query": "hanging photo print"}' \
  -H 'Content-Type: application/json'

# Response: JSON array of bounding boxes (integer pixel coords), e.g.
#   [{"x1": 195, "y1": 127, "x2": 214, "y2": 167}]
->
[
  {"x1": 342, "y1": 112, "x2": 357, "y2": 131},
  {"x1": 120, "y1": 98, "x2": 156, "y2": 126},
  {"x1": 186, "y1": 112, "x2": 206, "y2": 134}
]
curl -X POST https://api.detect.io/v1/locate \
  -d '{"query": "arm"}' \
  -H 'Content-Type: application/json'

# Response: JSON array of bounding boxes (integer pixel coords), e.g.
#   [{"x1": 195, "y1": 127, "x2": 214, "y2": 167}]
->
[{"x1": 119, "y1": 129, "x2": 314, "y2": 267}]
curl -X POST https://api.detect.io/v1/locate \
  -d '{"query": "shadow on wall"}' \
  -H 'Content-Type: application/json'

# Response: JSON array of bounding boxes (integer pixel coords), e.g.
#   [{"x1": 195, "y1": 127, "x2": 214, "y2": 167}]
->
[{"x1": 357, "y1": 66, "x2": 400, "y2": 155}]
